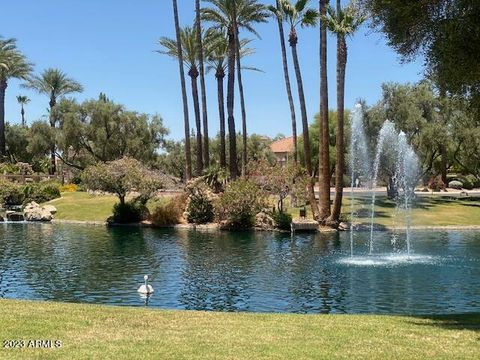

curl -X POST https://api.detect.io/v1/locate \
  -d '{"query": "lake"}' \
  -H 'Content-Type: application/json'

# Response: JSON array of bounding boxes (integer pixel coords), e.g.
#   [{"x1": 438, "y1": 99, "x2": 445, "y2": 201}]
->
[{"x1": 0, "y1": 223, "x2": 479, "y2": 314}]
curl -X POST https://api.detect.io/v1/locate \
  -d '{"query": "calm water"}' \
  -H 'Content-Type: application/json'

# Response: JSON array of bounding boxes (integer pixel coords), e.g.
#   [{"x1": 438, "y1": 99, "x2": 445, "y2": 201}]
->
[{"x1": 0, "y1": 223, "x2": 479, "y2": 314}]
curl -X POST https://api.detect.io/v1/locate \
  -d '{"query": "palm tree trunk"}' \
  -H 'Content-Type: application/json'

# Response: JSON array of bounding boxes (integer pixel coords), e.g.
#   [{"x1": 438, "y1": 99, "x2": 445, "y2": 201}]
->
[
  {"x1": 49, "y1": 98, "x2": 57, "y2": 175},
  {"x1": 172, "y1": 0, "x2": 192, "y2": 181},
  {"x1": 289, "y1": 31, "x2": 319, "y2": 219},
  {"x1": 189, "y1": 68, "x2": 204, "y2": 175},
  {"x1": 440, "y1": 144, "x2": 448, "y2": 185},
  {"x1": 329, "y1": 33, "x2": 347, "y2": 225},
  {"x1": 231, "y1": 1, "x2": 247, "y2": 177},
  {"x1": 276, "y1": 12, "x2": 297, "y2": 164},
  {"x1": 195, "y1": 0, "x2": 209, "y2": 168},
  {"x1": 216, "y1": 69, "x2": 227, "y2": 168},
  {"x1": 319, "y1": 0, "x2": 331, "y2": 221},
  {"x1": 0, "y1": 79, "x2": 6, "y2": 158},
  {"x1": 227, "y1": 28, "x2": 237, "y2": 179},
  {"x1": 21, "y1": 106, "x2": 25, "y2": 127}
]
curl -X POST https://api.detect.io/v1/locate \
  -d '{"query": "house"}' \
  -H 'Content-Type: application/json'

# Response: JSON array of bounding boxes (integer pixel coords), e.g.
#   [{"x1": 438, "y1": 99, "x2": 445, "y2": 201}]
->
[{"x1": 270, "y1": 136, "x2": 294, "y2": 166}]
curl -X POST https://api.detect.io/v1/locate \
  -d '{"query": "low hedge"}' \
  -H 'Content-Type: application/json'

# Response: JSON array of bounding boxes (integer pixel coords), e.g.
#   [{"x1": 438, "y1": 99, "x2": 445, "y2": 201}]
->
[{"x1": 0, "y1": 180, "x2": 61, "y2": 206}]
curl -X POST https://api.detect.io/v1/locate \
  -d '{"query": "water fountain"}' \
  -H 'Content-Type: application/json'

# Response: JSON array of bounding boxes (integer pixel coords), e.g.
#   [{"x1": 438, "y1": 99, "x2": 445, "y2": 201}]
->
[
  {"x1": 349, "y1": 105, "x2": 419, "y2": 259},
  {"x1": 348, "y1": 104, "x2": 371, "y2": 256}
]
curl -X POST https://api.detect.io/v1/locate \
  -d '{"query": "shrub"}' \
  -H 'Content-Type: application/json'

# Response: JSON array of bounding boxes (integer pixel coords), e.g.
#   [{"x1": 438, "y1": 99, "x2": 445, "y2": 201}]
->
[
  {"x1": 23, "y1": 181, "x2": 61, "y2": 203},
  {"x1": 220, "y1": 179, "x2": 267, "y2": 229},
  {"x1": 151, "y1": 195, "x2": 186, "y2": 226},
  {"x1": 272, "y1": 211, "x2": 292, "y2": 231},
  {"x1": 448, "y1": 180, "x2": 463, "y2": 189},
  {"x1": 112, "y1": 200, "x2": 148, "y2": 224},
  {"x1": 428, "y1": 176, "x2": 445, "y2": 191},
  {"x1": 187, "y1": 192, "x2": 214, "y2": 224},
  {"x1": 0, "y1": 180, "x2": 24, "y2": 206},
  {"x1": 59, "y1": 183, "x2": 78, "y2": 192},
  {"x1": 459, "y1": 176, "x2": 474, "y2": 190}
]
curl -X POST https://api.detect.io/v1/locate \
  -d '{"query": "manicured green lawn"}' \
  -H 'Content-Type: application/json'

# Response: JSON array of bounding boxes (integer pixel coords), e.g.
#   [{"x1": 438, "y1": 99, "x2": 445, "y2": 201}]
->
[
  {"x1": 46, "y1": 192, "x2": 172, "y2": 222},
  {"x1": 0, "y1": 300, "x2": 478, "y2": 360},
  {"x1": 46, "y1": 192, "x2": 118, "y2": 222},
  {"x1": 49, "y1": 191, "x2": 480, "y2": 227},
  {"x1": 288, "y1": 195, "x2": 480, "y2": 227}
]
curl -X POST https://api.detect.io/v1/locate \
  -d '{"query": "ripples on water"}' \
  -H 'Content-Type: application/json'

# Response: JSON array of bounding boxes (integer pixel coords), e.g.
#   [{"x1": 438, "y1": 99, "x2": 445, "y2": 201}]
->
[{"x1": 0, "y1": 223, "x2": 479, "y2": 314}]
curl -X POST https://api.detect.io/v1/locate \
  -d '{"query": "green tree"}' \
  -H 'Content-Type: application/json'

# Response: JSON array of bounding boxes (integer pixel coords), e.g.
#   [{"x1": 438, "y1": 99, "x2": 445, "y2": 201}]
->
[
  {"x1": 23, "y1": 68, "x2": 83, "y2": 174},
  {"x1": 361, "y1": 0, "x2": 480, "y2": 112},
  {"x1": 278, "y1": 0, "x2": 319, "y2": 218},
  {"x1": 0, "y1": 37, "x2": 32, "y2": 158},
  {"x1": 202, "y1": 0, "x2": 269, "y2": 179},
  {"x1": 16, "y1": 95, "x2": 30, "y2": 127},
  {"x1": 5, "y1": 123, "x2": 30, "y2": 163},
  {"x1": 324, "y1": 0, "x2": 366, "y2": 224},
  {"x1": 53, "y1": 96, "x2": 168, "y2": 170},
  {"x1": 170, "y1": 0, "x2": 192, "y2": 180},
  {"x1": 82, "y1": 157, "x2": 171, "y2": 206},
  {"x1": 159, "y1": 26, "x2": 205, "y2": 175}
]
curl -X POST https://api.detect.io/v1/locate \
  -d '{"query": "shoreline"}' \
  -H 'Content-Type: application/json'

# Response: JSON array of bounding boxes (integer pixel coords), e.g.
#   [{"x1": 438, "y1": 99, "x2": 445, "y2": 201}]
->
[{"x1": 50, "y1": 219, "x2": 480, "y2": 231}]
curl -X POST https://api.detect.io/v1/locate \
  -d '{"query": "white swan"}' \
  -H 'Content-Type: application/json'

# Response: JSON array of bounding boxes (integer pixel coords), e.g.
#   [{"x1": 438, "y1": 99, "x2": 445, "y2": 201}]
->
[{"x1": 137, "y1": 275, "x2": 154, "y2": 295}]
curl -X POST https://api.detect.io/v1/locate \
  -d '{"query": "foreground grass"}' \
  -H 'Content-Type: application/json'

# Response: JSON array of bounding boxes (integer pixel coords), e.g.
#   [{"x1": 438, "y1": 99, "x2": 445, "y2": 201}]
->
[{"x1": 0, "y1": 300, "x2": 478, "y2": 359}]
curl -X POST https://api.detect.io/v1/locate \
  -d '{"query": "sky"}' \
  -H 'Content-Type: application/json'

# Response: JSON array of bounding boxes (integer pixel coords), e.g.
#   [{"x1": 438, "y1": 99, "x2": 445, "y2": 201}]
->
[{"x1": 1, "y1": 0, "x2": 425, "y2": 141}]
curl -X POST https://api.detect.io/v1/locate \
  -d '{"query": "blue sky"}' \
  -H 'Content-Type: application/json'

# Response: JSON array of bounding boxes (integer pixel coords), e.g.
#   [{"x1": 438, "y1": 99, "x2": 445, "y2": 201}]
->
[{"x1": 1, "y1": 0, "x2": 424, "y2": 140}]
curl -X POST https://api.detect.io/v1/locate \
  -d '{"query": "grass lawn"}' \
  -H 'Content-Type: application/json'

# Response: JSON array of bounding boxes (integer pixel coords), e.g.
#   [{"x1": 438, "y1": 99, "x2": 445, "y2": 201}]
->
[
  {"x1": 46, "y1": 192, "x2": 118, "y2": 222},
  {"x1": 48, "y1": 191, "x2": 480, "y2": 227},
  {"x1": 0, "y1": 300, "x2": 478, "y2": 359},
  {"x1": 46, "y1": 192, "x2": 173, "y2": 222},
  {"x1": 288, "y1": 195, "x2": 480, "y2": 227}
]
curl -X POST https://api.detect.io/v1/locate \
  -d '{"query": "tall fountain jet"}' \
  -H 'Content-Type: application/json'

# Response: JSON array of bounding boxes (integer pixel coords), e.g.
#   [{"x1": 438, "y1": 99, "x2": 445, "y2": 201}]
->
[
  {"x1": 349, "y1": 104, "x2": 371, "y2": 256},
  {"x1": 349, "y1": 105, "x2": 419, "y2": 256}
]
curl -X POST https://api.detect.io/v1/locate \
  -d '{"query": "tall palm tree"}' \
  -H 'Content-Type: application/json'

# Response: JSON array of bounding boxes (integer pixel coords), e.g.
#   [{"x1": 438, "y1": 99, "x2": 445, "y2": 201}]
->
[
  {"x1": 16, "y1": 95, "x2": 30, "y2": 127},
  {"x1": 280, "y1": 0, "x2": 320, "y2": 218},
  {"x1": 202, "y1": 0, "x2": 269, "y2": 179},
  {"x1": 268, "y1": 0, "x2": 298, "y2": 164},
  {"x1": 24, "y1": 68, "x2": 83, "y2": 174},
  {"x1": 195, "y1": 0, "x2": 210, "y2": 168},
  {"x1": 159, "y1": 26, "x2": 205, "y2": 175},
  {"x1": 171, "y1": 0, "x2": 192, "y2": 180},
  {"x1": 0, "y1": 37, "x2": 32, "y2": 158},
  {"x1": 318, "y1": 0, "x2": 331, "y2": 221},
  {"x1": 324, "y1": 0, "x2": 366, "y2": 224},
  {"x1": 205, "y1": 30, "x2": 256, "y2": 170},
  {"x1": 232, "y1": 0, "x2": 248, "y2": 176}
]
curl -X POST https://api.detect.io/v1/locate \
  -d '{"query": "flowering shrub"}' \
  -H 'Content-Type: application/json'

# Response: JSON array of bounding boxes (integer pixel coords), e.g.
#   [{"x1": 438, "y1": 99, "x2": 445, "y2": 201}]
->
[{"x1": 219, "y1": 179, "x2": 267, "y2": 229}]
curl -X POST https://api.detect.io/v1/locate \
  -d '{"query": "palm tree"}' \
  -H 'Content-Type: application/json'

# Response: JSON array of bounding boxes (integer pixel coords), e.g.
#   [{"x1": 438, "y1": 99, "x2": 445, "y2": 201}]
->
[
  {"x1": 0, "y1": 37, "x2": 32, "y2": 158},
  {"x1": 279, "y1": 0, "x2": 319, "y2": 218},
  {"x1": 268, "y1": 0, "x2": 298, "y2": 164},
  {"x1": 159, "y1": 26, "x2": 205, "y2": 175},
  {"x1": 24, "y1": 68, "x2": 83, "y2": 174},
  {"x1": 195, "y1": 0, "x2": 210, "y2": 168},
  {"x1": 202, "y1": 0, "x2": 269, "y2": 179},
  {"x1": 318, "y1": 0, "x2": 331, "y2": 221},
  {"x1": 324, "y1": 0, "x2": 365, "y2": 224},
  {"x1": 171, "y1": 0, "x2": 192, "y2": 180},
  {"x1": 205, "y1": 30, "x2": 256, "y2": 170},
  {"x1": 16, "y1": 95, "x2": 30, "y2": 127}
]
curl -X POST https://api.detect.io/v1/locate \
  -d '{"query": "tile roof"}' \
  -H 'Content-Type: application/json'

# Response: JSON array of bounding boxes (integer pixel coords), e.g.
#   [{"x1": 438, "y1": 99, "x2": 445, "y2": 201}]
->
[{"x1": 270, "y1": 136, "x2": 294, "y2": 153}]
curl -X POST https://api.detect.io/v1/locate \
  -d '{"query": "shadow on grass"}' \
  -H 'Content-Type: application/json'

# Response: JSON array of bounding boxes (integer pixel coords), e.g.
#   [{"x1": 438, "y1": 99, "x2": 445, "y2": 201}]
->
[{"x1": 407, "y1": 313, "x2": 480, "y2": 333}]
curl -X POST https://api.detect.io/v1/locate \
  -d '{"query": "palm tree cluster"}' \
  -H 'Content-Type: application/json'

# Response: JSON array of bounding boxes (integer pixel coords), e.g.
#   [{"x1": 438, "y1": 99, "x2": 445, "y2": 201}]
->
[
  {"x1": 163, "y1": 0, "x2": 268, "y2": 179},
  {"x1": 166, "y1": 0, "x2": 365, "y2": 226},
  {"x1": 0, "y1": 36, "x2": 83, "y2": 173}
]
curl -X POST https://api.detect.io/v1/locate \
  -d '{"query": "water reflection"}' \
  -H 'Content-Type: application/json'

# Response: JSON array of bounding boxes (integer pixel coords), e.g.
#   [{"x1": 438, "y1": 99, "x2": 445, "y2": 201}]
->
[{"x1": 0, "y1": 223, "x2": 479, "y2": 314}]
